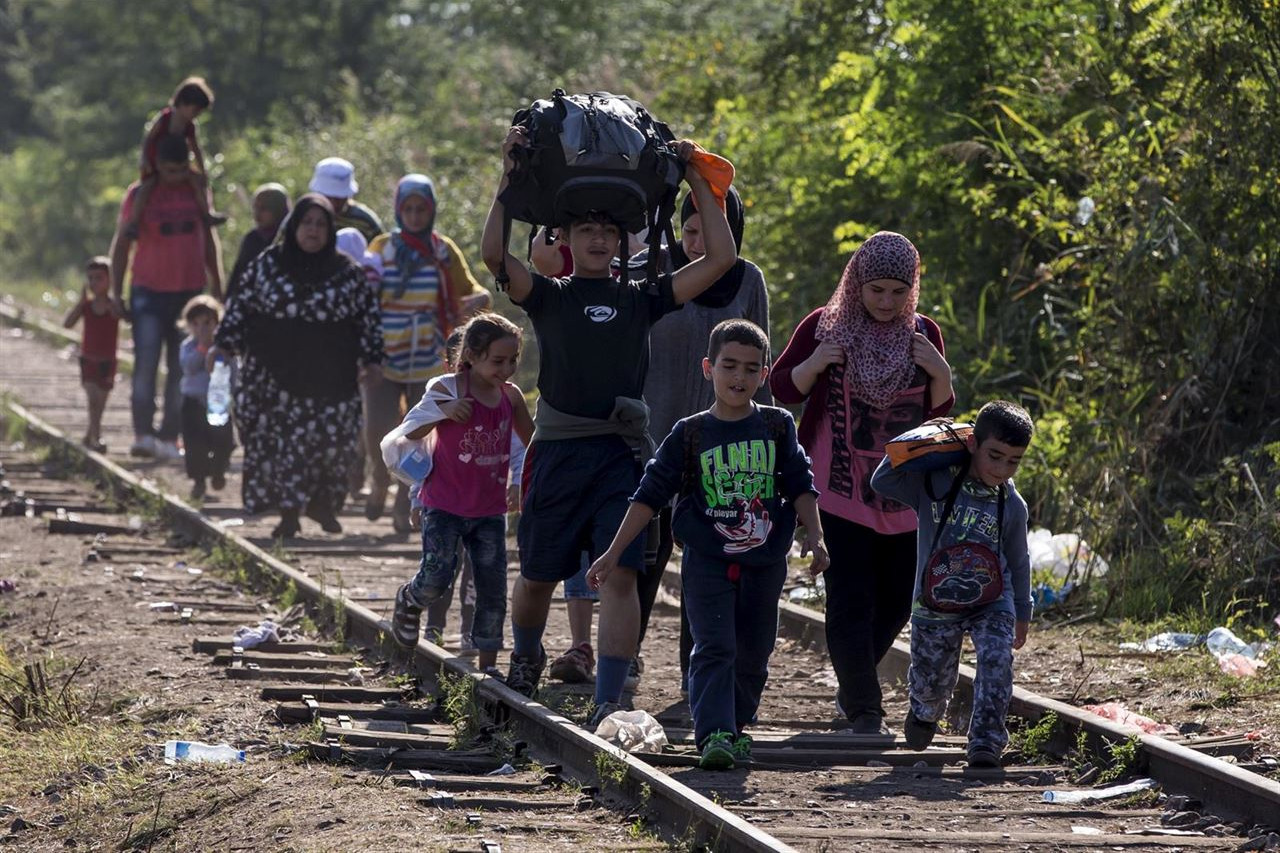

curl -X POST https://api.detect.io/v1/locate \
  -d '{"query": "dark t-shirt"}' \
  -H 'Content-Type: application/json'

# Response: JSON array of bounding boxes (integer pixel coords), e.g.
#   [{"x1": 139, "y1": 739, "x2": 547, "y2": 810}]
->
[{"x1": 514, "y1": 273, "x2": 680, "y2": 419}]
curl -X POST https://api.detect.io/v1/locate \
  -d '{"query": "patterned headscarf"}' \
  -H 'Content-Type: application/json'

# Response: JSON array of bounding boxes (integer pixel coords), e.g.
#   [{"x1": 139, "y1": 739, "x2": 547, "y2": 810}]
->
[{"x1": 815, "y1": 231, "x2": 921, "y2": 409}]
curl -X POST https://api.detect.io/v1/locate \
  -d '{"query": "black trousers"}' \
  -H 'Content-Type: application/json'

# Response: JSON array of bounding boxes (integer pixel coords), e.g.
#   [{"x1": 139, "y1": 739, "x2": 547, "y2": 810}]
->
[
  {"x1": 180, "y1": 395, "x2": 235, "y2": 482},
  {"x1": 821, "y1": 509, "x2": 917, "y2": 719}
]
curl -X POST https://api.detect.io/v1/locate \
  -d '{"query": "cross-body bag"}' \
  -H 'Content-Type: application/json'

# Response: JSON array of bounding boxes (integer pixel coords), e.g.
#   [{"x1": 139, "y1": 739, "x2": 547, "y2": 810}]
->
[{"x1": 921, "y1": 468, "x2": 1005, "y2": 613}]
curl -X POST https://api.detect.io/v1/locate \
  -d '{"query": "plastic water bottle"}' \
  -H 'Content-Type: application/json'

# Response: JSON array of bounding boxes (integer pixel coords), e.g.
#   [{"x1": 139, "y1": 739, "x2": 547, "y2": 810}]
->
[
  {"x1": 164, "y1": 740, "x2": 245, "y2": 764},
  {"x1": 395, "y1": 445, "x2": 432, "y2": 484},
  {"x1": 207, "y1": 360, "x2": 232, "y2": 427}
]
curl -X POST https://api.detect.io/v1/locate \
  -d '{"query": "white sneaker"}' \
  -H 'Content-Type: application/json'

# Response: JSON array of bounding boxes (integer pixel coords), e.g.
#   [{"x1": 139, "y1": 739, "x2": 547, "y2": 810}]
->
[
  {"x1": 154, "y1": 440, "x2": 184, "y2": 461},
  {"x1": 129, "y1": 435, "x2": 156, "y2": 458}
]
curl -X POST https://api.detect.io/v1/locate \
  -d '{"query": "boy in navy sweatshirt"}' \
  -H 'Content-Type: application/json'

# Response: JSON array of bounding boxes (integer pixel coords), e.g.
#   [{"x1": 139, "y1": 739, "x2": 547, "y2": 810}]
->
[
  {"x1": 870, "y1": 400, "x2": 1034, "y2": 767},
  {"x1": 589, "y1": 319, "x2": 828, "y2": 770}
]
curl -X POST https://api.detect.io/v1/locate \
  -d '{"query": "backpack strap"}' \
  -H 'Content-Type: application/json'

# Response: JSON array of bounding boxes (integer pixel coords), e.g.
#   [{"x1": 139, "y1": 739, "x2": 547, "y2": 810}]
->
[
  {"x1": 929, "y1": 469, "x2": 1006, "y2": 555},
  {"x1": 758, "y1": 407, "x2": 790, "y2": 454},
  {"x1": 680, "y1": 415, "x2": 704, "y2": 499},
  {"x1": 928, "y1": 465, "x2": 969, "y2": 554}
]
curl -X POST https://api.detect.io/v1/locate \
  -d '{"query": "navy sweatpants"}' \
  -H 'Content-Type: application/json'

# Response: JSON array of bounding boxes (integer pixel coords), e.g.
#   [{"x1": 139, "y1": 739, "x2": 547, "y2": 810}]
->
[{"x1": 682, "y1": 548, "x2": 787, "y2": 746}]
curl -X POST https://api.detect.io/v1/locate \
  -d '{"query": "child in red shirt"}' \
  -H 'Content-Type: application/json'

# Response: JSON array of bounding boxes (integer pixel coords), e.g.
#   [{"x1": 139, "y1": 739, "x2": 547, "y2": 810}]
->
[
  {"x1": 125, "y1": 77, "x2": 224, "y2": 237},
  {"x1": 63, "y1": 256, "x2": 123, "y2": 452}
]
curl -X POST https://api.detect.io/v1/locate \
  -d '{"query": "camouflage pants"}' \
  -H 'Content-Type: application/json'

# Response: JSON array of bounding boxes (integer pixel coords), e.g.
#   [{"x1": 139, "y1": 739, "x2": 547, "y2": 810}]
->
[{"x1": 908, "y1": 611, "x2": 1015, "y2": 754}]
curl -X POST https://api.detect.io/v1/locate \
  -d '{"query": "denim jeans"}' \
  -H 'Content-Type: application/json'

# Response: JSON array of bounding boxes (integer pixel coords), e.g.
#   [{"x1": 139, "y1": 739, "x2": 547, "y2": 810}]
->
[
  {"x1": 562, "y1": 553, "x2": 598, "y2": 601},
  {"x1": 682, "y1": 549, "x2": 787, "y2": 746},
  {"x1": 130, "y1": 287, "x2": 200, "y2": 440},
  {"x1": 409, "y1": 508, "x2": 507, "y2": 651}
]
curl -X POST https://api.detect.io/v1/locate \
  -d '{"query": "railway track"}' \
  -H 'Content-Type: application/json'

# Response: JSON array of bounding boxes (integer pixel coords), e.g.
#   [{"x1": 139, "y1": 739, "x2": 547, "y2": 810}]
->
[{"x1": 3, "y1": 311, "x2": 1279, "y2": 851}]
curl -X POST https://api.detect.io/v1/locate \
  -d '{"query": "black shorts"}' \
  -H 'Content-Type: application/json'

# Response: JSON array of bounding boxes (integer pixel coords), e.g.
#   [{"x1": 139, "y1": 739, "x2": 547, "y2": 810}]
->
[{"x1": 517, "y1": 435, "x2": 647, "y2": 582}]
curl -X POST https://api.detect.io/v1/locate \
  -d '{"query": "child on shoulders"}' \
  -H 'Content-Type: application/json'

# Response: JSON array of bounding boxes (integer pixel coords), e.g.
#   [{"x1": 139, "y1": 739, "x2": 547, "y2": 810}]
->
[
  {"x1": 63, "y1": 256, "x2": 123, "y2": 452},
  {"x1": 589, "y1": 319, "x2": 829, "y2": 770},
  {"x1": 127, "y1": 77, "x2": 223, "y2": 237},
  {"x1": 390, "y1": 313, "x2": 534, "y2": 674},
  {"x1": 870, "y1": 400, "x2": 1035, "y2": 767},
  {"x1": 178, "y1": 295, "x2": 235, "y2": 500}
]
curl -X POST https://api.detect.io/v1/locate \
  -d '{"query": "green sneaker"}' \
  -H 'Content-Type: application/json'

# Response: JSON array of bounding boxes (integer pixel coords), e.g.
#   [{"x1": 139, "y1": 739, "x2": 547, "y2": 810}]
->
[
  {"x1": 730, "y1": 733, "x2": 753, "y2": 764},
  {"x1": 699, "y1": 731, "x2": 736, "y2": 770}
]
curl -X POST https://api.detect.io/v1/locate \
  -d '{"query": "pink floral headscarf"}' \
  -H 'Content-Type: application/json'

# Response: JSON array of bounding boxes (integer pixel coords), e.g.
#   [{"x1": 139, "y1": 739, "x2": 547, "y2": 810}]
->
[{"x1": 815, "y1": 231, "x2": 921, "y2": 409}]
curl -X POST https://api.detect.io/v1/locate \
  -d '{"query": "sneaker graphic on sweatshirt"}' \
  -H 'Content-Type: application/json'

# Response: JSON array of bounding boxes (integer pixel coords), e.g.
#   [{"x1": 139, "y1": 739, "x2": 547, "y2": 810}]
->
[{"x1": 714, "y1": 497, "x2": 772, "y2": 554}]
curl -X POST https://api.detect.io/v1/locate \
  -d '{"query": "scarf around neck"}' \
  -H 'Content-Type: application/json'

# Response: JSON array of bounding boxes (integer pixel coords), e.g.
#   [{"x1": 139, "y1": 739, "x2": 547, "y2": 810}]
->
[{"x1": 389, "y1": 174, "x2": 460, "y2": 336}]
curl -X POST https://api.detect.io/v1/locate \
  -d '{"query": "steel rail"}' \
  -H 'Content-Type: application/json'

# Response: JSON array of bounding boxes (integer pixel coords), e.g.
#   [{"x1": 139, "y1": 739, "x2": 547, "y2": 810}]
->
[
  {"x1": 770, "y1": 585, "x2": 1280, "y2": 825},
  {"x1": 6, "y1": 401, "x2": 797, "y2": 853}
]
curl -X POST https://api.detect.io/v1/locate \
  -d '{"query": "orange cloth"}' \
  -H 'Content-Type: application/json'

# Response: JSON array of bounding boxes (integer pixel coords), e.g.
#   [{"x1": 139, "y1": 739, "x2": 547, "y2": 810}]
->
[{"x1": 686, "y1": 150, "x2": 735, "y2": 212}]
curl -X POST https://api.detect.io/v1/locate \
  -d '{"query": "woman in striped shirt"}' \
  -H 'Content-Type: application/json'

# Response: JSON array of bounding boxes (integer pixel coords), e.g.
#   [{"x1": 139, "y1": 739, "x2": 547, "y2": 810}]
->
[{"x1": 366, "y1": 174, "x2": 490, "y2": 532}]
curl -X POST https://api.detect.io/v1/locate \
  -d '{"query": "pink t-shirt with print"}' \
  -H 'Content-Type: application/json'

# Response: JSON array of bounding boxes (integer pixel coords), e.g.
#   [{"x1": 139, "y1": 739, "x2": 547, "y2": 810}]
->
[
  {"x1": 119, "y1": 181, "x2": 207, "y2": 293},
  {"x1": 420, "y1": 381, "x2": 515, "y2": 518}
]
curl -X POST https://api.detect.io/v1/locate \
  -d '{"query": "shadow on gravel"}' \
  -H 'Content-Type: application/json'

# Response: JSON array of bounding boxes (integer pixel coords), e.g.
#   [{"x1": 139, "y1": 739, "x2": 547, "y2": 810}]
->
[{"x1": 814, "y1": 773, "x2": 1006, "y2": 803}]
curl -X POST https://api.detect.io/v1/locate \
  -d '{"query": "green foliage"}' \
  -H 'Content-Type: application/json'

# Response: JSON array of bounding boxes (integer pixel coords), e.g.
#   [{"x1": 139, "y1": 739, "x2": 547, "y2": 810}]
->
[
  {"x1": 594, "y1": 748, "x2": 628, "y2": 788},
  {"x1": 439, "y1": 670, "x2": 484, "y2": 750},
  {"x1": 1097, "y1": 735, "x2": 1141, "y2": 784},
  {"x1": 1008, "y1": 711, "x2": 1060, "y2": 763}
]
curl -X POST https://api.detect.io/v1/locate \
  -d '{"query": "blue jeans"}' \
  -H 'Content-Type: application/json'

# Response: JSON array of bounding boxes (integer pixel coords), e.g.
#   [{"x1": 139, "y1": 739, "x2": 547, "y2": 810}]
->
[
  {"x1": 562, "y1": 554, "x2": 598, "y2": 601},
  {"x1": 409, "y1": 508, "x2": 507, "y2": 652},
  {"x1": 682, "y1": 549, "x2": 787, "y2": 746},
  {"x1": 130, "y1": 287, "x2": 200, "y2": 440}
]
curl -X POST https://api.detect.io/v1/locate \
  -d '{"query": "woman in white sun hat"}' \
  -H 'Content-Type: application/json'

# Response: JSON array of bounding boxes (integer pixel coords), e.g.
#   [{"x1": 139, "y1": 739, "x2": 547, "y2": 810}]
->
[{"x1": 309, "y1": 157, "x2": 384, "y2": 242}]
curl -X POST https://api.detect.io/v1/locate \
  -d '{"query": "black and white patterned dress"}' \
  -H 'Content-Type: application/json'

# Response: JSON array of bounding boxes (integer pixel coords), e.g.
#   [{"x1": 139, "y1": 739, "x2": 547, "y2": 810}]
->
[{"x1": 217, "y1": 249, "x2": 384, "y2": 515}]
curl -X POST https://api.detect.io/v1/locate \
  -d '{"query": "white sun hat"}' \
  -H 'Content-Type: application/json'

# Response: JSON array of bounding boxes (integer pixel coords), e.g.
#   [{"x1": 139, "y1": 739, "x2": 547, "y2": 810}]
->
[{"x1": 309, "y1": 157, "x2": 359, "y2": 198}]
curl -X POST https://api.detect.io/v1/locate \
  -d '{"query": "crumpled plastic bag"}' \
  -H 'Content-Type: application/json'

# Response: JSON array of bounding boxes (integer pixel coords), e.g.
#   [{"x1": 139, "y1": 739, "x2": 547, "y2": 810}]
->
[
  {"x1": 1027, "y1": 528, "x2": 1109, "y2": 579},
  {"x1": 232, "y1": 619, "x2": 280, "y2": 650},
  {"x1": 593, "y1": 709, "x2": 668, "y2": 754},
  {"x1": 1218, "y1": 653, "x2": 1266, "y2": 677},
  {"x1": 1119, "y1": 632, "x2": 1203, "y2": 652},
  {"x1": 1082, "y1": 702, "x2": 1178, "y2": 736}
]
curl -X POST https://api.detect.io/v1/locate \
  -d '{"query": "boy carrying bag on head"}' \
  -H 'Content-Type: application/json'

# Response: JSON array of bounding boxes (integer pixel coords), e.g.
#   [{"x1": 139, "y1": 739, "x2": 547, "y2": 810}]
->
[
  {"x1": 870, "y1": 400, "x2": 1035, "y2": 768},
  {"x1": 481, "y1": 124, "x2": 738, "y2": 723},
  {"x1": 589, "y1": 320, "x2": 828, "y2": 770}
]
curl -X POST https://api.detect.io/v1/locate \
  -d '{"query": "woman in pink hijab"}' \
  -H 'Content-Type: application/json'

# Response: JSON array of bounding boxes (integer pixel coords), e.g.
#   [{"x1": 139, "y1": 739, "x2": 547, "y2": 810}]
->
[{"x1": 771, "y1": 231, "x2": 954, "y2": 734}]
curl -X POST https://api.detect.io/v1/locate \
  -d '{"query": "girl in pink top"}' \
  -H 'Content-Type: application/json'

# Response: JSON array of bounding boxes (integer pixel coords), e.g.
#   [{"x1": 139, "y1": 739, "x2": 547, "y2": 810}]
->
[
  {"x1": 390, "y1": 314, "x2": 534, "y2": 671},
  {"x1": 771, "y1": 231, "x2": 954, "y2": 734}
]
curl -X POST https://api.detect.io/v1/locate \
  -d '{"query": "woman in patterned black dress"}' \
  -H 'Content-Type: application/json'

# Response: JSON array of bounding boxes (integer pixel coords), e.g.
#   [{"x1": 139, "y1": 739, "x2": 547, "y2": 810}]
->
[{"x1": 211, "y1": 194, "x2": 385, "y2": 538}]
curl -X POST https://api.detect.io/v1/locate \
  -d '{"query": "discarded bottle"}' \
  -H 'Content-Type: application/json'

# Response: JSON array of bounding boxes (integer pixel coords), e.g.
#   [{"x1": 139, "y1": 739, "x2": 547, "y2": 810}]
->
[
  {"x1": 164, "y1": 740, "x2": 245, "y2": 764},
  {"x1": 1206, "y1": 627, "x2": 1256, "y2": 659},
  {"x1": 1119, "y1": 632, "x2": 1202, "y2": 653},
  {"x1": 1043, "y1": 777, "x2": 1155, "y2": 804},
  {"x1": 206, "y1": 360, "x2": 232, "y2": 427}
]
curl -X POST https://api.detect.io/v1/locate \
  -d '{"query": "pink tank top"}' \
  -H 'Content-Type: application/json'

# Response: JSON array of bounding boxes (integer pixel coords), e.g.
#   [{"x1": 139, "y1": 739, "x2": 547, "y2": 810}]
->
[{"x1": 420, "y1": 379, "x2": 515, "y2": 518}]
